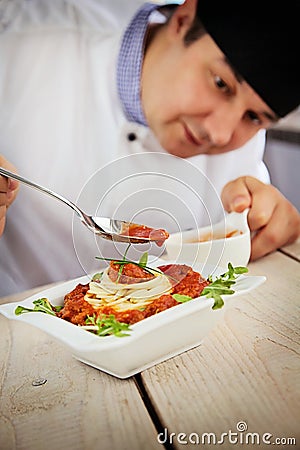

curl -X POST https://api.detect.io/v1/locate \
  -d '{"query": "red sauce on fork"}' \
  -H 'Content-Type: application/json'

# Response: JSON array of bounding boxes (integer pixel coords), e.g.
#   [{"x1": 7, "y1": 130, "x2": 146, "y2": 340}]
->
[{"x1": 122, "y1": 223, "x2": 169, "y2": 247}]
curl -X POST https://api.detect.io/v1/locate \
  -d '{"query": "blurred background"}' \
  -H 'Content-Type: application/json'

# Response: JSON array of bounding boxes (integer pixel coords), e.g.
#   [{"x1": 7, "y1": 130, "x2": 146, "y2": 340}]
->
[{"x1": 264, "y1": 107, "x2": 300, "y2": 212}]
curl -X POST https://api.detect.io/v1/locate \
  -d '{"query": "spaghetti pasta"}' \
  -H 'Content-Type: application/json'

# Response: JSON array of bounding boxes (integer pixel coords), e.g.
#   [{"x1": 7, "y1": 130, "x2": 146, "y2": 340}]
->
[
  {"x1": 14, "y1": 259, "x2": 248, "y2": 337},
  {"x1": 85, "y1": 266, "x2": 173, "y2": 310}
]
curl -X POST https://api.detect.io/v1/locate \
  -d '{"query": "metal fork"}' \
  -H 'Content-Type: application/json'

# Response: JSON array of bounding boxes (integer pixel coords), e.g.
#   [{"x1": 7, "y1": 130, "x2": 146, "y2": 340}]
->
[{"x1": 0, "y1": 167, "x2": 167, "y2": 244}]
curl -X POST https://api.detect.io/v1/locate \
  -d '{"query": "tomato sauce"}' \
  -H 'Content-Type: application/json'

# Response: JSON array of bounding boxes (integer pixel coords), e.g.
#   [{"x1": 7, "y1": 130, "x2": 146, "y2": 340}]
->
[
  {"x1": 108, "y1": 261, "x2": 154, "y2": 284},
  {"x1": 58, "y1": 264, "x2": 210, "y2": 327},
  {"x1": 158, "y1": 264, "x2": 210, "y2": 297},
  {"x1": 58, "y1": 283, "x2": 93, "y2": 325},
  {"x1": 122, "y1": 223, "x2": 169, "y2": 247}
]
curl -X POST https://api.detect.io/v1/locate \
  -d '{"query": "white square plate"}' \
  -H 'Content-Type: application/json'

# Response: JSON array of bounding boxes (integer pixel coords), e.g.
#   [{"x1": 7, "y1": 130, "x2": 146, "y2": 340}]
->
[{"x1": 0, "y1": 261, "x2": 265, "y2": 378}]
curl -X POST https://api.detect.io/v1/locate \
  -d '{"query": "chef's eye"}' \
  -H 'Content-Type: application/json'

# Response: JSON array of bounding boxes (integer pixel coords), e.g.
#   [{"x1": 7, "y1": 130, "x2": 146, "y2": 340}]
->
[
  {"x1": 214, "y1": 75, "x2": 231, "y2": 94},
  {"x1": 246, "y1": 110, "x2": 262, "y2": 125}
]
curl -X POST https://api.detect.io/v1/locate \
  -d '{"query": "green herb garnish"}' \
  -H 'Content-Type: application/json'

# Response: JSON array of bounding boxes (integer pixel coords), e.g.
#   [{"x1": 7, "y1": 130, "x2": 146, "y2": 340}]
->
[
  {"x1": 97, "y1": 246, "x2": 157, "y2": 283},
  {"x1": 171, "y1": 263, "x2": 248, "y2": 310},
  {"x1": 138, "y1": 251, "x2": 149, "y2": 268},
  {"x1": 116, "y1": 243, "x2": 131, "y2": 282},
  {"x1": 95, "y1": 251, "x2": 163, "y2": 278},
  {"x1": 172, "y1": 294, "x2": 193, "y2": 303},
  {"x1": 84, "y1": 314, "x2": 131, "y2": 337},
  {"x1": 92, "y1": 272, "x2": 103, "y2": 282},
  {"x1": 201, "y1": 263, "x2": 248, "y2": 310},
  {"x1": 15, "y1": 298, "x2": 62, "y2": 316}
]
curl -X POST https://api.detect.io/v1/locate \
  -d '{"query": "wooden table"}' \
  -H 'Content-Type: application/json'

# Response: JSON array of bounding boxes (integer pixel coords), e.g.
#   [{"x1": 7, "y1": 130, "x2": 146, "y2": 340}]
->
[{"x1": 1, "y1": 241, "x2": 299, "y2": 450}]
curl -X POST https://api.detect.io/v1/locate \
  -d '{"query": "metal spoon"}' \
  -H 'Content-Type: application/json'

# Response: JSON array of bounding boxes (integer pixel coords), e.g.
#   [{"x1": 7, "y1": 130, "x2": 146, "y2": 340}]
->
[{"x1": 0, "y1": 167, "x2": 168, "y2": 244}]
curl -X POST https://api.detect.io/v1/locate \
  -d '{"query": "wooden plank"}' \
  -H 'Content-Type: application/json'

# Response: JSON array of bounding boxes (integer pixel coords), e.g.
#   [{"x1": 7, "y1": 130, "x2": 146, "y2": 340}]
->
[
  {"x1": 140, "y1": 251, "x2": 300, "y2": 449},
  {"x1": 0, "y1": 300, "x2": 161, "y2": 450},
  {"x1": 279, "y1": 238, "x2": 300, "y2": 262}
]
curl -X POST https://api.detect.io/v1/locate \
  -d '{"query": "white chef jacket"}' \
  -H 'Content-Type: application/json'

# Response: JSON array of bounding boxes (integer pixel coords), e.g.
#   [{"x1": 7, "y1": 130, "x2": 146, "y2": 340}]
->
[{"x1": 0, "y1": 0, "x2": 269, "y2": 295}]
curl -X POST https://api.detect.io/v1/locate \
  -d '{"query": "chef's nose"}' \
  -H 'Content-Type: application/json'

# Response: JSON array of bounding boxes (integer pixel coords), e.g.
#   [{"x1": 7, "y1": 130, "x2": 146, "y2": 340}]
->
[{"x1": 203, "y1": 105, "x2": 244, "y2": 147}]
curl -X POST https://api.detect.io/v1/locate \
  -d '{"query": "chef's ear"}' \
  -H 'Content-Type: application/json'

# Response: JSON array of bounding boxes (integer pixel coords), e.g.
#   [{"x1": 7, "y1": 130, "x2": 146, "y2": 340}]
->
[{"x1": 167, "y1": 0, "x2": 197, "y2": 39}]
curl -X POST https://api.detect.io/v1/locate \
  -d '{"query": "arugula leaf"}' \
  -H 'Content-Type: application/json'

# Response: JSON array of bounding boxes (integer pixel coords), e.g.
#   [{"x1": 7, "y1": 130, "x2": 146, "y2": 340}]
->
[
  {"x1": 171, "y1": 263, "x2": 248, "y2": 310},
  {"x1": 15, "y1": 300, "x2": 131, "y2": 338},
  {"x1": 201, "y1": 263, "x2": 248, "y2": 310},
  {"x1": 172, "y1": 294, "x2": 193, "y2": 303},
  {"x1": 85, "y1": 314, "x2": 131, "y2": 337},
  {"x1": 15, "y1": 298, "x2": 62, "y2": 316}
]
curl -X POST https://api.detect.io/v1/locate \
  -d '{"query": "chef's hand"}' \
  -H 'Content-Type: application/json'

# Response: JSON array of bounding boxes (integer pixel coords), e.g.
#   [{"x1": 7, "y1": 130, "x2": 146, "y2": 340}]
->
[
  {"x1": 221, "y1": 176, "x2": 300, "y2": 260},
  {"x1": 0, "y1": 155, "x2": 19, "y2": 236}
]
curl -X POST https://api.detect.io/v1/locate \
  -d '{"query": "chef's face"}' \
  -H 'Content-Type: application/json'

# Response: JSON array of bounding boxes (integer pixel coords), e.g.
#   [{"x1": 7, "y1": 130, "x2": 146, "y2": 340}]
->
[{"x1": 141, "y1": 1, "x2": 277, "y2": 158}]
